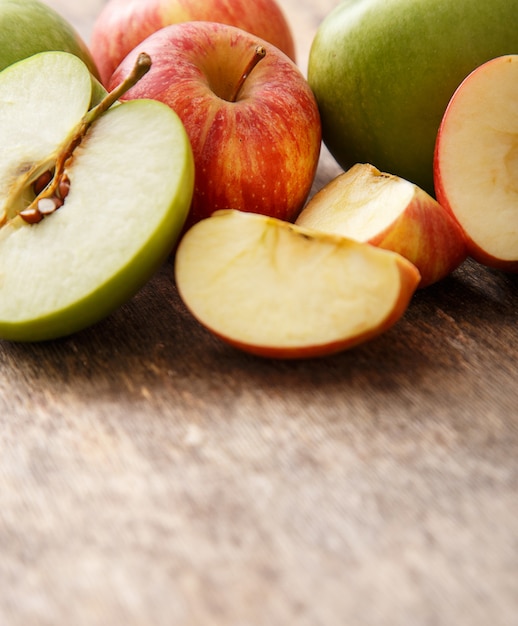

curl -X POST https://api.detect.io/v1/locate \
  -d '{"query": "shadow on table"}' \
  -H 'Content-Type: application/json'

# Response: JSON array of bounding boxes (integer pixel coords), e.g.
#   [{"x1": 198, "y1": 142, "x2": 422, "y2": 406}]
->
[{"x1": 3, "y1": 257, "x2": 517, "y2": 407}]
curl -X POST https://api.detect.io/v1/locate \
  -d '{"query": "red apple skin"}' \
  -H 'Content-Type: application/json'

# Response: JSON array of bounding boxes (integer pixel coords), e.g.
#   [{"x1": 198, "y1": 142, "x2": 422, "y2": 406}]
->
[
  {"x1": 210, "y1": 255, "x2": 420, "y2": 360},
  {"x1": 109, "y1": 22, "x2": 321, "y2": 230},
  {"x1": 369, "y1": 186, "x2": 468, "y2": 288},
  {"x1": 91, "y1": 0, "x2": 296, "y2": 86}
]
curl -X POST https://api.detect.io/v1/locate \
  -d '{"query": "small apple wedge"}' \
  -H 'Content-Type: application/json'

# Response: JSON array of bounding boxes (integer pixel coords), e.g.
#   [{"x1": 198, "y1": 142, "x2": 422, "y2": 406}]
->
[
  {"x1": 434, "y1": 55, "x2": 518, "y2": 271},
  {"x1": 296, "y1": 164, "x2": 467, "y2": 288},
  {"x1": 174, "y1": 209, "x2": 420, "y2": 359},
  {"x1": 0, "y1": 51, "x2": 194, "y2": 342}
]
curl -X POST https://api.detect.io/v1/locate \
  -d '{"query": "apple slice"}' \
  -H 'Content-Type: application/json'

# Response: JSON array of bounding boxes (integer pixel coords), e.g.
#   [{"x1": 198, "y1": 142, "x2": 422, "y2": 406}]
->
[
  {"x1": 295, "y1": 163, "x2": 467, "y2": 288},
  {"x1": 174, "y1": 209, "x2": 420, "y2": 359},
  {"x1": 434, "y1": 55, "x2": 518, "y2": 271},
  {"x1": 0, "y1": 51, "x2": 194, "y2": 341}
]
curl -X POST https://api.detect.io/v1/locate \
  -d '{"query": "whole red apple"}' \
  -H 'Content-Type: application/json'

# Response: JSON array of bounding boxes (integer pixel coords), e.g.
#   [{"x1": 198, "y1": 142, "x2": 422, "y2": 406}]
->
[
  {"x1": 91, "y1": 0, "x2": 296, "y2": 86},
  {"x1": 109, "y1": 21, "x2": 321, "y2": 230}
]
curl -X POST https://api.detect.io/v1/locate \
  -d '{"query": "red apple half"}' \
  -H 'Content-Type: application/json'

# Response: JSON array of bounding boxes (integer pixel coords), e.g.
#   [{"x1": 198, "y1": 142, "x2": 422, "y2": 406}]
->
[
  {"x1": 296, "y1": 163, "x2": 467, "y2": 288},
  {"x1": 91, "y1": 0, "x2": 296, "y2": 86},
  {"x1": 110, "y1": 21, "x2": 321, "y2": 231},
  {"x1": 174, "y1": 209, "x2": 421, "y2": 359},
  {"x1": 434, "y1": 55, "x2": 518, "y2": 271}
]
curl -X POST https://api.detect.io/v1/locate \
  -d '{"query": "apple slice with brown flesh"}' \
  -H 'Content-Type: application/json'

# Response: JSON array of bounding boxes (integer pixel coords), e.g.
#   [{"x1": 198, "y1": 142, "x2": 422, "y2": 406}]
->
[
  {"x1": 434, "y1": 54, "x2": 518, "y2": 271},
  {"x1": 296, "y1": 163, "x2": 467, "y2": 288},
  {"x1": 174, "y1": 209, "x2": 420, "y2": 359}
]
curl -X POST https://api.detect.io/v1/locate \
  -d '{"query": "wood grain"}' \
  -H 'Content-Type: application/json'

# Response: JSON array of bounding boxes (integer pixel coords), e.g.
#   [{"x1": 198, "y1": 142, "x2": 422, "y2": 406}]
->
[{"x1": 1, "y1": 1, "x2": 517, "y2": 625}]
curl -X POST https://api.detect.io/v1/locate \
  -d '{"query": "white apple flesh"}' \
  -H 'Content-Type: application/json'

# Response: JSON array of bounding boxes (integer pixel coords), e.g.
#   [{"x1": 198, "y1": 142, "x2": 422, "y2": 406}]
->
[
  {"x1": 296, "y1": 163, "x2": 467, "y2": 287},
  {"x1": 0, "y1": 51, "x2": 194, "y2": 341},
  {"x1": 434, "y1": 54, "x2": 518, "y2": 271},
  {"x1": 174, "y1": 210, "x2": 421, "y2": 359}
]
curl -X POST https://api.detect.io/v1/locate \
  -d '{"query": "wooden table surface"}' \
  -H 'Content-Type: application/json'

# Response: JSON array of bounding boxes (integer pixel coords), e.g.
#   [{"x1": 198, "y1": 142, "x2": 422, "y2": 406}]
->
[{"x1": 2, "y1": 1, "x2": 517, "y2": 624}]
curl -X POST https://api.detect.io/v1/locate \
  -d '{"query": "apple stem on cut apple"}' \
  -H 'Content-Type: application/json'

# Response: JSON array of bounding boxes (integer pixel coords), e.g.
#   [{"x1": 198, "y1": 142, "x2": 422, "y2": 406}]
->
[
  {"x1": 229, "y1": 45, "x2": 266, "y2": 102},
  {"x1": 17, "y1": 52, "x2": 153, "y2": 225}
]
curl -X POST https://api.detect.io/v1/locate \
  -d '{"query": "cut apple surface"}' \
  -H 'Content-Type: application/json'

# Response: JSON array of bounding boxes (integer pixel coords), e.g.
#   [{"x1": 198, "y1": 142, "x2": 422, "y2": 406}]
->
[
  {"x1": 0, "y1": 51, "x2": 194, "y2": 341},
  {"x1": 174, "y1": 209, "x2": 420, "y2": 359},
  {"x1": 434, "y1": 55, "x2": 518, "y2": 271},
  {"x1": 296, "y1": 163, "x2": 467, "y2": 288}
]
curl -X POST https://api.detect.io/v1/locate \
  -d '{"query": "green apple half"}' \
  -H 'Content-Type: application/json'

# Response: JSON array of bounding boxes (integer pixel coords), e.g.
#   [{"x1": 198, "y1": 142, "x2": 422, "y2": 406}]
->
[
  {"x1": 0, "y1": 51, "x2": 194, "y2": 342},
  {"x1": 0, "y1": 0, "x2": 99, "y2": 77},
  {"x1": 308, "y1": 0, "x2": 518, "y2": 195},
  {"x1": 175, "y1": 210, "x2": 420, "y2": 359}
]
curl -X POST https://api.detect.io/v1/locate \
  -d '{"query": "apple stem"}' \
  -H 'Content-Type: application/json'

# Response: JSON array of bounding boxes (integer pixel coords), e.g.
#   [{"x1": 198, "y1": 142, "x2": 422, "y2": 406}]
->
[
  {"x1": 18, "y1": 52, "x2": 153, "y2": 224},
  {"x1": 83, "y1": 52, "x2": 152, "y2": 126},
  {"x1": 230, "y1": 45, "x2": 266, "y2": 102}
]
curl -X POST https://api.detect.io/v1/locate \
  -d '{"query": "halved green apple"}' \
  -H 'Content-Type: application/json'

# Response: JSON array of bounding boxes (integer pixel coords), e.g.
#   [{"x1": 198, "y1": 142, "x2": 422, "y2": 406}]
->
[
  {"x1": 0, "y1": 51, "x2": 194, "y2": 341},
  {"x1": 175, "y1": 209, "x2": 420, "y2": 359}
]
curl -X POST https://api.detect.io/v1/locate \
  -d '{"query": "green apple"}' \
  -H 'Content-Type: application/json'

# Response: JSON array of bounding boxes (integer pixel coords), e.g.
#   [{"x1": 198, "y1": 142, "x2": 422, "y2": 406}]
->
[
  {"x1": 175, "y1": 209, "x2": 420, "y2": 359},
  {"x1": 0, "y1": 51, "x2": 194, "y2": 342},
  {"x1": 308, "y1": 0, "x2": 518, "y2": 195},
  {"x1": 0, "y1": 0, "x2": 99, "y2": 77}
]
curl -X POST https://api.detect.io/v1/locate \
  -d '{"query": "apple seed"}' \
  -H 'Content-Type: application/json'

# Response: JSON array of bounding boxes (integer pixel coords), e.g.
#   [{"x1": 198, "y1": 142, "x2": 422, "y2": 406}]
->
[
  {"x1": 57, "y1": 173, "x2": 70, "y2": 200},
  {"x1": 32, "y1": 169, "x2": 53, "y2": 195},
  {"x1": 37, "y1": 197, "x2": 60, "y2": 215},
  {"x1": 19, "y1": 206, "x2": 43, "y2": 224}
]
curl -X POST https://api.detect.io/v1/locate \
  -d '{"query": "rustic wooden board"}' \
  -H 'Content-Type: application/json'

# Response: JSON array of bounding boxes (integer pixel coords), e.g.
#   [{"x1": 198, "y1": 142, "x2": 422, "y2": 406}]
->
[{"x1": 1, "y1": 1, "x2": 517, "y2": 624}]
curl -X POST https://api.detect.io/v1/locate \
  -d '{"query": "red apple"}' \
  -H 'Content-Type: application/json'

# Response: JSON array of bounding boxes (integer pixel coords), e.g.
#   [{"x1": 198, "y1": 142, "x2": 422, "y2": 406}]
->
[
  {"x1": 175, "y1": 210, "x2": 421, "y2": 359},
  {"x1": 434, "y1": 55, "x2": 518, "y2": 272},
  {"x1": 109, "y1": 21, "x2": 321, "y2": 230},
  {"x1": 296, "y1": 163, "x2": 467, "y2": 288},
  {"x1": 90, "y1": 0, "x2": 296, "y2": 86}
]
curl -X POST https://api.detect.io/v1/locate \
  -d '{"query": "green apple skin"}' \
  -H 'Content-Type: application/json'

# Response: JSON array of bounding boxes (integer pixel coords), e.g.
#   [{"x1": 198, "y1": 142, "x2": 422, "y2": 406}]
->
[
  {"x1": 0, "y1": 0, "x2": 99, "y2": 77},
  {"x1": 308, "y1": 0, "x2": 518, "y2": 195}
]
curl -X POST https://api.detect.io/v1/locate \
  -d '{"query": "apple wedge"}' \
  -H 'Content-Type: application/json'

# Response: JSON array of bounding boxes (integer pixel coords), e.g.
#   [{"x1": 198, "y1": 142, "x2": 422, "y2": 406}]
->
[
  {"x1": 174, "y1": 210, "x2": 420, "y2": 359},
  {"x1": 295, "y1": 163, "x2": 467, "y2": 288},
  {"x1": 0, "y1": 51, "x2": 194, "y2": 341},
  {"x1": 434, "y1": 55, "x2": 518, "y2": 271}
]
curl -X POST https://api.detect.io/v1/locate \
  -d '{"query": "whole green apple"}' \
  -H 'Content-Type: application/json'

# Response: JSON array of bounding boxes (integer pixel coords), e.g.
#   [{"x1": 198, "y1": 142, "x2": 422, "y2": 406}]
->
[
  {"x1": 0, "y1": 0, "x2": 99, "y2": 77},
  {"x1": 308, "y1": 0, "x2": 518, "y2": 195}
]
